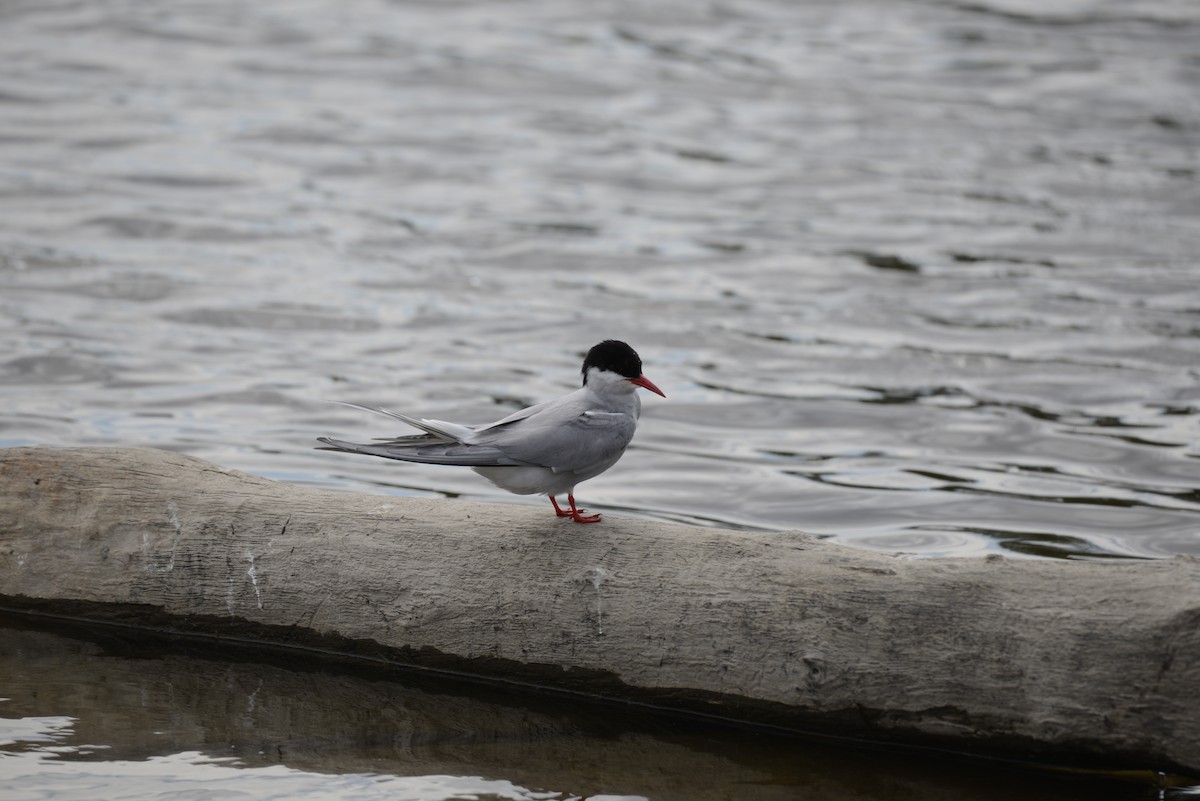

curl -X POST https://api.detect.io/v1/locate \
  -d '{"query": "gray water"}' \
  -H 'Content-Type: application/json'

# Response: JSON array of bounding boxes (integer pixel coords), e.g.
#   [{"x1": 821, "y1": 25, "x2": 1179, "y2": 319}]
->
[{"x1": 1, "y1": 0, "x2": 1199, "y2": 558}]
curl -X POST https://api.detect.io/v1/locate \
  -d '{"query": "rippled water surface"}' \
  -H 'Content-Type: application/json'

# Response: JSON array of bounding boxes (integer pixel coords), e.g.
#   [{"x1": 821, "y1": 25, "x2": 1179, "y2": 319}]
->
[
  {"x1": 1, "y1": 0, "x2": 1199, "y2": 559},
  {"x1": 0, "y1": 620, "x2": 1172, "y2": 801}
]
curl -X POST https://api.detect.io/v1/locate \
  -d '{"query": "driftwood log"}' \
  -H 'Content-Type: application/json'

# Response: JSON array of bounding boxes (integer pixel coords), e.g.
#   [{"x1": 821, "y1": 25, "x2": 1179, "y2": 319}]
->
[{"x1": 1, "y1": 446, "x2": 1197, "y2": 774}]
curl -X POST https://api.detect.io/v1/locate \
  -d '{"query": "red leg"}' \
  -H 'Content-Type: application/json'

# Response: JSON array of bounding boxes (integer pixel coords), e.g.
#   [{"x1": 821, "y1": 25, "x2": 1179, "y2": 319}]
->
[
  {"x1": 566, "y1": 493, "x2": 601, "y2": 524},
  {"x1": 549, "y1": 496, "x2": 574, "y2": 518},
  {"x1": 548, "y1": 494, "x2": 601, "y2": 523}
]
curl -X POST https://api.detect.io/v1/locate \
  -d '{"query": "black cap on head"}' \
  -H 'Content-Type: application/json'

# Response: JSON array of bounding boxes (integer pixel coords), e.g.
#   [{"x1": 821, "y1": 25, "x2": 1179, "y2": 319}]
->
[{"x1": 582, "y1": 340, "x2": 642, "y2": 384}]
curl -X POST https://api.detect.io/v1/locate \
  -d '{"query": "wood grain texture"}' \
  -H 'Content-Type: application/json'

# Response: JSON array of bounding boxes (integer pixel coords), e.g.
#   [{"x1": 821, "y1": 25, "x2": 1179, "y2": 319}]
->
[{"x1": 1, "y1": 445, "x2": 1197, "y2": 772}]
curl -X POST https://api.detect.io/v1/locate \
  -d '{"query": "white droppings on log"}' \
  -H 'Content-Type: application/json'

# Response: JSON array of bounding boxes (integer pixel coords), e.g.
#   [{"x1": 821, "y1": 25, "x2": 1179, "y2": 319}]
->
[
  {"x1": 245, "y1": 552, "x2": 263, "y2": 610},
  {"x1": 587, "y1": 565, "x2": 607, "y2": 636}
]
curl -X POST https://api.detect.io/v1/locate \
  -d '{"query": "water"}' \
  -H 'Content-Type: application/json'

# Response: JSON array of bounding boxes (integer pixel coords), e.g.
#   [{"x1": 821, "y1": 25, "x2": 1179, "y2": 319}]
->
[
  {"x1": 0, "y1": 619, "x2": 1177, "y2": 801},
  {"x1": 1, "y1": 0, "x2": 1199, "y2": 559}
]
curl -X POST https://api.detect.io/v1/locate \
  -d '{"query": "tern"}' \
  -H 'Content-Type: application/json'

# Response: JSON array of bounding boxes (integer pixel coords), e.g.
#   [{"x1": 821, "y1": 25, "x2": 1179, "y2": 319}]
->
[{"x1": 317, "y1": 340, "x2": 665, "y2": 523}]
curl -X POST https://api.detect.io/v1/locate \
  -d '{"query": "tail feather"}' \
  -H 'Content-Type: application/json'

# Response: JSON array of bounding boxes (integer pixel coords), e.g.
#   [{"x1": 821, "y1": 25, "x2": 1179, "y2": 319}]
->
[
  {"x1": 316, "y1": 436, "x2": 522, "y2": 467},
  {"x1": 330, "y1": 401, "x2": 473, "y2": 443},
  {"x1": 319, "y1": 402, "x2": 520, "y2": 466}
]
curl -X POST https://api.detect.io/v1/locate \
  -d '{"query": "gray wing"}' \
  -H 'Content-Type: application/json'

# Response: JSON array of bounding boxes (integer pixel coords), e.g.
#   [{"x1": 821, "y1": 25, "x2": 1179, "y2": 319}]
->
[
  {"x1": 469, "y1": 407, "x2": 637, "y2": 474},
  {"x1": 317, "y1": 402, "x2": 525, "y2": 466},
  {"x1": 316, "y1": 436, "x2": 527, "y2": 466},
  {"x1": 317, "y1": 395, "x2": 635, "y2": 471}
]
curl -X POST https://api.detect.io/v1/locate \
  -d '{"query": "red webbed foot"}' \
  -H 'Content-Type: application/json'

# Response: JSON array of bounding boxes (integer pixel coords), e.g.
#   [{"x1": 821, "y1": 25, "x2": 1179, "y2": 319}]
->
[{"x1": 549, "y1": 494, "x2": 602, "y2": 524}]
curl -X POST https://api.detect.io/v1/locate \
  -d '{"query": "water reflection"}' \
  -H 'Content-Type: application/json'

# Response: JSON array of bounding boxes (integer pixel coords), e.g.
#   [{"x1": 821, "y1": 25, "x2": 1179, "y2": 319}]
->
[{"x1": 0, "y1": 620, "x2": 1166, "y2": 801}]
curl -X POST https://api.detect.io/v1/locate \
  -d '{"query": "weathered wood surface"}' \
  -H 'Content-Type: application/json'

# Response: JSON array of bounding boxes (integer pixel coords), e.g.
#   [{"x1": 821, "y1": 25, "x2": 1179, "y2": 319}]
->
[{"x1": 1, "y1": 446, "x2": 1197, "y2": 773}]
